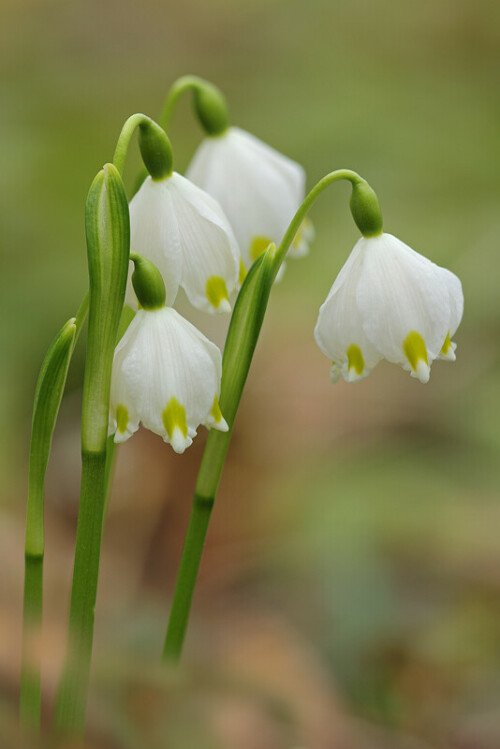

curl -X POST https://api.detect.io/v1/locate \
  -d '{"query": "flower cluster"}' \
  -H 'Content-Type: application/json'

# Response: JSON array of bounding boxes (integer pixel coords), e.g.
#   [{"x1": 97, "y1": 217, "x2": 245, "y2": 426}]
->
[
  {"x1": 109, "y1": 107, "x2": 311, "y2": 451},
  {"x1": 108, "y1": 83, "x2": 464, "y2": 454}
]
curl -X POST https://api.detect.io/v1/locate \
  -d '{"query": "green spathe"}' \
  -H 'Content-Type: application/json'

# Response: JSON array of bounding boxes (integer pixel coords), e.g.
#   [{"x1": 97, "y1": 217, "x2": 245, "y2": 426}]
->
[
  {"x1": 83, "y1": 163, "x2": 130, "y2": 453},
  {"x1": 138, "y1": 119, "x2": 173, "y2": 180},
  {"x1": 350, "y1": 180, "x2": 383, "y2": 238},
  {"x1": 193, "y1": 80, "x2": 229, "y2": 136},
  {"x1": 130, "y1": 253, "x2": 166, "y2": 310}
]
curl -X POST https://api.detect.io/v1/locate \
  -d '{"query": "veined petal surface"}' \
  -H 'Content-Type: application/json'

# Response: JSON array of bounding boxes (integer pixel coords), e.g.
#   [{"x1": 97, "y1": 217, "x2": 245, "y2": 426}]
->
[
  {"x1": 127, "y1": 178, "x2": 182, "y2": 307},
  {"x1": 166, "y1": 173, "x2": 240, "y2": 313},
  {"x1": 314, "y1": 239, "x2": 382, "y2": 382},
  {"x1": 356, "y1": 233, "x2": 451, "y2": 365},
  {"x1": 109, "y1": 308, "x2": 227, "y2": 452},
  {"x1": 186, "y1": 126, "x2": 308, "y2": 268}
]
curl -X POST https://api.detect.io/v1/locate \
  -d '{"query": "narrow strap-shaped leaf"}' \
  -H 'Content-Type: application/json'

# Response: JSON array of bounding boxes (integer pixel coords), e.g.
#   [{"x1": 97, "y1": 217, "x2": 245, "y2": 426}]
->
[
  {"x1": 21, "y1": 317, "x2": 77, "y2": 729},
  {"x1": 163, "y1": 243, "x2": 277, "y2": 660}
]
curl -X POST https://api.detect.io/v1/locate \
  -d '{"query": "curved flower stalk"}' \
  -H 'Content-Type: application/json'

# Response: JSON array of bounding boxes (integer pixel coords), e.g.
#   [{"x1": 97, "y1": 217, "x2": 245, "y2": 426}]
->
[
  {"x1": 161, "y1": 76, "x2": 312, "y2": 273},
  {"x1": 111, "y1": 254, "x2": 228, "y2": 452},
  {"x1": 314, "y1": 233, "x2": 464, "y2": 384},
  {"x1": 113, "y1": 111, "x2": 241, "y2": 314}
]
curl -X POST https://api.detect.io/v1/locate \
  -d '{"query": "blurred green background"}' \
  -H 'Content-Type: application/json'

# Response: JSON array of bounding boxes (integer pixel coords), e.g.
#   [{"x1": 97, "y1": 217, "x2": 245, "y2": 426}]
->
[{"x1": 1, "y1": 0, "x2": 500, "y2": 746}]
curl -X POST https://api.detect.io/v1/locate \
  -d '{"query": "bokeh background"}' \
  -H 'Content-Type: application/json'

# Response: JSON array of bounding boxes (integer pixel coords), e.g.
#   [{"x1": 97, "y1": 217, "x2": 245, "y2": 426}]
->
[{"x1": 1, "y1": 0, "x2": 500, "y2": 746}]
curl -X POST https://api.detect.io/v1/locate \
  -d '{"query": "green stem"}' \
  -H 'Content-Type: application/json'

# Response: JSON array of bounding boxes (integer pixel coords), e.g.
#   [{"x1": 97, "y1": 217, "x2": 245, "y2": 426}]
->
[
  {"x1": 20, "y1": 297, "x2": 88, "y2": 731},
  {"x1": 163, "y1": 169, "x2": 374, "y2": 662},
  {"x1": 112, "y1": 113, "x2": 148, "y2": 176},
  {"x1": 55, "y1": 165, "x2": 129, "y2": 736},
  {"x1": 159, "y1": 75, "x2": 204, "y2": 130},
  {"x1": 162, "y1": 494, "x2": 213, "y2": 661},
  {"x1": 274, "y1": 170, "x2": 366, "y2": 269},
  {"x1": 159, "y1": 75, "x2": 229, "y2": 136},
  {"x1": 54, "y1": 450, "x2": 107, "y2": 733}
]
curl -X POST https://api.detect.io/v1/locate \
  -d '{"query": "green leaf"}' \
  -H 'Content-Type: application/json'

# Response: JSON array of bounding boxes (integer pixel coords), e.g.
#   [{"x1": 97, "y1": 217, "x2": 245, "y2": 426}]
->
[
  {"x1": 26, "y1": 318, "x2": 77, "y2": 556},
  {"x1": 219, "y1": 242, "x2": 277, "y2": 426},
  {"x1": 195, "y1": 243, "x2": 278, "y2": 499}
]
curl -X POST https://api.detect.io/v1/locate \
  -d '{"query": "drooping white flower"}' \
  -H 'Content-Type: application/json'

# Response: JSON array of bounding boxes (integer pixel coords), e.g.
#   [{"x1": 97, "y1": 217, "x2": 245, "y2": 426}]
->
[
  {"x1": 314, "y1": 233, "x2": 464, "y2": 384},
  {"x1": 126, "y1": 173, "x2": 241, "y2": 313},
  {"x1": 109, "y1": 307, "x2": 228, "y2": 452},
  {"x1": 186, "y1": 126, "x2": 312, "y2": 272}
]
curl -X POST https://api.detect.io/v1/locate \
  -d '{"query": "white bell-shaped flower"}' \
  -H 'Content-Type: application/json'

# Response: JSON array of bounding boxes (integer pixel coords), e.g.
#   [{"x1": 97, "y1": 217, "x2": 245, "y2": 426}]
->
[
  {"x1": 109, "y1": 306, "x2": 228, "y2": 452},
  {"x1": 186, "y1": 126, "x2": 312, "y2": 272},
  {"x1": 314, "y1": 233, "x2": 464, "y2": 384},
  {"x1": 126, "y1": 173, "x2": 241, "y2": 314}
]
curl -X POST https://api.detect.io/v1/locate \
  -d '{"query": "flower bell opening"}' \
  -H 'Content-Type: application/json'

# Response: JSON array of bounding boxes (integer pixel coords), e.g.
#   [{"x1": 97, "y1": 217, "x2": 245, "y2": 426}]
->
[
  {"x1": 186, "y1": 126, "x2": 311, "y2": 272},
  {"x1": 126, "y1": 172, "x2": 240, "y2": 314},
  {"x1": 315, "y1": 233, "x2": 463, "y2": 384},
  {"x1": 109, "y1": 307, "x2": 228, "y2": 453}
]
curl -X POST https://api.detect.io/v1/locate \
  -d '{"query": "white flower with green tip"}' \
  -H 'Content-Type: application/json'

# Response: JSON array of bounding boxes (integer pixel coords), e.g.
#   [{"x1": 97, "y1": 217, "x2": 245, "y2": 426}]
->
[
  {"x1": 109, "y1": 307, "x2": 228, "y2": 452},
  {"x1": 186, "y1": 126, "x2": 312, "y2": 272},
  {"x1": 314, "y1": 232, "x2": 464, "y2": 384},
  {"x1": 127, "y1": 173, "x2": 240, "y2": 314},
  {"x1": 111, "y1": 254, "x2": 228, "y2": 453}
]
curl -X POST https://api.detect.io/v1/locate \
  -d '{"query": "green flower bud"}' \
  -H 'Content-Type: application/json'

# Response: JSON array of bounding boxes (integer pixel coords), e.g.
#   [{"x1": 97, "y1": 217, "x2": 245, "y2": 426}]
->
[
  {"x1": 138, "y1": 118, "x2": 173, "y2": 180},
  {"x1": 130, "y1": 253, "x2": 166, "y2": 310},
  {"x1": 350, "y1": 180, "x2": 383, "y2": 237},
  {"x1": 192, "y1": 80, "x2": 230, "y2": 136},
  {"x1": 83, "y1": 163, "x2": 130, "y2": 452}
]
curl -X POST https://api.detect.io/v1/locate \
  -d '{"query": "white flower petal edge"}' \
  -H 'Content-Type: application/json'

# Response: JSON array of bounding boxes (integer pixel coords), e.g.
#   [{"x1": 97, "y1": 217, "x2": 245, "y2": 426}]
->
[
  {"x1": 315, "y1": 233, "x2": 464, "y2": 384},
  {"x1": 109, "y1": 308, "x2": 228, "y2": 453},
  {"x1": 314, "y1": 240, "x2": 383, "y2": 383},
  {"x1": 186, "y1": 126, "x2": 310, "y2": 270},
  {"x1": 126, "y1": 175, "x2": 241, "y2": 314},
  {"x1": 126, "y1": 177, "x2": 182, "y2": 308},
  {"x1": 436, "y1": 266, "x2": 464, "y2": 361}
]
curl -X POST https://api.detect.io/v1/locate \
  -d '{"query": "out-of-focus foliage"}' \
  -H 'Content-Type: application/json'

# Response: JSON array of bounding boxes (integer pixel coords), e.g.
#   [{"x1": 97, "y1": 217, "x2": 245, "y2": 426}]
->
[{"x1": 1, "y1": 0, "x2": 499, "y2": 746}]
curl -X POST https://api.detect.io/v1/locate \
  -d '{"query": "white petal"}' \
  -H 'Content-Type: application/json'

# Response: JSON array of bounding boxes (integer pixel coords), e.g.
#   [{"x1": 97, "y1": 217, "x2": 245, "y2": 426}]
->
[
  {"x1": 166, "y1": 173, "x2": 240, "y2": 313},
  {"x1": 109, "y1": 321, "x2": 142, "y2": 442},
  {"x1": 109, "y1": 308, "x2": 225, "y2": 450},
  {"x1": 126, "y1": 178, "x2": 182, "y2": 308},
  {"x1": 439, "y1": 268, "x2": 464, "y2": 337},
  {"x1": 314, "y1": 238, "x2": 383, "y2": 382},
  {"x1": 169, "y1": 428, "x2": 193, "y2": 454},
  {"x1": 187, "y1": 126, "x2": 307, "y2": 267},
  {"x1": 356, "y1": 234, "x2": 451, "y2": 367}
]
